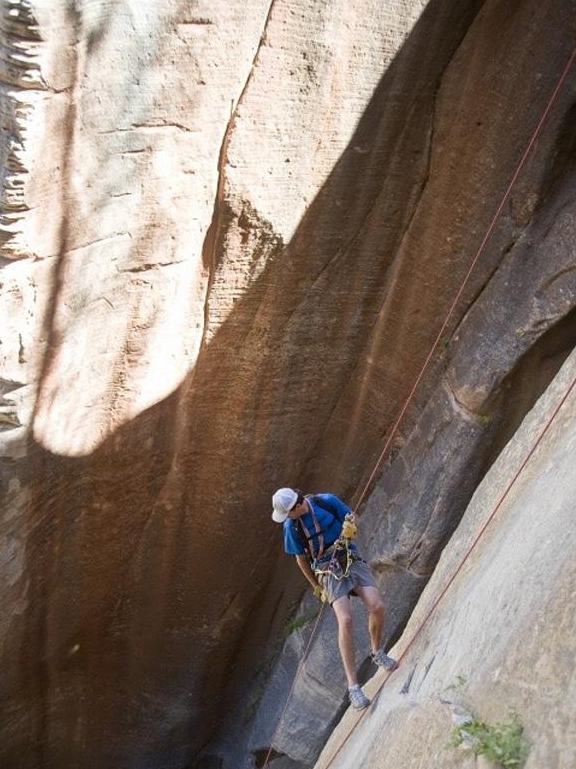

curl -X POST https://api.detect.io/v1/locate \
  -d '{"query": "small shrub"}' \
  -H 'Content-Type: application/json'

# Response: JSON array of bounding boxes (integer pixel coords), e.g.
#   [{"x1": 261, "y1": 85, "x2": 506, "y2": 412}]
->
[
  {"x1": 445, "y1": 674, "x2": 468, "y2": 692},
  {"x1": 285, "y1": 610, "x2": 320, "y2": 636},
  {"x1": 450, "y1": 710, "x2": 529, "y2": 767}
]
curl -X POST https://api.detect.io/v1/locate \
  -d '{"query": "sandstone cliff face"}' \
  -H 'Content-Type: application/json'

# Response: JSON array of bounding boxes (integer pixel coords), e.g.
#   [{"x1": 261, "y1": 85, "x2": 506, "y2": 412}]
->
[
  {"x1": 0, "y1": 0, "x2": 575, "y2": 768},
  {"x1": 314, "y1": 345, "x2": 576, "y2": 769},
  {"x1": 216, "y1": 0, "x2": 576, "y2": 764}
]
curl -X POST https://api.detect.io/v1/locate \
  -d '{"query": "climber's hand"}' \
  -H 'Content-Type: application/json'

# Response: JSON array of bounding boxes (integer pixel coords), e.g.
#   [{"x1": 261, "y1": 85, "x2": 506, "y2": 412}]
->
[
  {"x1": 313, "y1": 584, "x2": 328, "y2": 603},
  {"x1": 341, "y1": 515, "x2": 357, "y2": 540}
]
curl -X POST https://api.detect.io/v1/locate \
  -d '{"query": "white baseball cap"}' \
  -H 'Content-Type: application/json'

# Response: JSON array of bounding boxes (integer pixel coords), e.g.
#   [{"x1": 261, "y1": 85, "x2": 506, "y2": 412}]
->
[{"x1": 271, "y1": 487, "x2": 298, "y2": 523}]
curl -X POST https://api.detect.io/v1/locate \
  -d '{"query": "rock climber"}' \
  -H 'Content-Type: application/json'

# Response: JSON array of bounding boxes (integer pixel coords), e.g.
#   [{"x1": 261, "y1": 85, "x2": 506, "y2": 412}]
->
[{"x1": 271, "y1": 487, "x2": 398, "y2": 710}]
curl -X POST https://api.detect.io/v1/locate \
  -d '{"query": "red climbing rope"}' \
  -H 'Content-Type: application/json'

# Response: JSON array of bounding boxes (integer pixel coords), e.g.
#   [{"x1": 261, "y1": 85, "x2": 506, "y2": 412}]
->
[
  {"x1": 353, "y1": 40, "x2": 576, "y2": 516},
  {"x1": 321, "y1": 368, "x2": 576, "y2": 767},
  {"x1": 261, "y1": 604, "x2": 327, "y2": 768},
  {"x1": 263, "y1": 38, "x2": 576, "y2": 769}
]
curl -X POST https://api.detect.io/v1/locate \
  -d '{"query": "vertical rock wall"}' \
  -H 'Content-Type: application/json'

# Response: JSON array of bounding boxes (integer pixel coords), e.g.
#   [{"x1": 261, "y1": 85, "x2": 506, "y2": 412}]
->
[
  {"x1": 0, "y1": 0, "x2": 575, "y2": 767},
  {"x1": 218, "y1": 0, "x2": 576, "y2": 764},
  {"x1": 315, "y1": 347, "x2": 576, "y2": 769}
]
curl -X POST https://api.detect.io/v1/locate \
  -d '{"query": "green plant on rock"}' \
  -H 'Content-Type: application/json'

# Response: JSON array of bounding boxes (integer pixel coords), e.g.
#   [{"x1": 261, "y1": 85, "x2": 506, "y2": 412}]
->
[
  {"x1": 444, "y1": 673, "x2": 468, "y2": 692},
  {"x1": 450, "y1": 710, "x2": 529, "y2": 767},
  {"x1": 285, "y1": 609, "x2": 320, "y2": 636}
]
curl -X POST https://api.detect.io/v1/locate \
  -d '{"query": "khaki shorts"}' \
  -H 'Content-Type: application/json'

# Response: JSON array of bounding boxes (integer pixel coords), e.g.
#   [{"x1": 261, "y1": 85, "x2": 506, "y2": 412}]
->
[{"x1": 315, "y1": 556, "x2": 377, "y2": 605}]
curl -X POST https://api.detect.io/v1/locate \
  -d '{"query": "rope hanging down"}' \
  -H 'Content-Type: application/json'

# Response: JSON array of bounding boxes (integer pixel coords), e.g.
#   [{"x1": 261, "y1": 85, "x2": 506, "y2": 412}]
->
[
  {"x1": 322, "y1": 368, "x2": 576, "y2": 768},
  {"x1": 353, "y1": 41, "x2": 576, "y2": 517},
  {"x1": 262, "y1": 40, "x2": 576, "y2": 769}
]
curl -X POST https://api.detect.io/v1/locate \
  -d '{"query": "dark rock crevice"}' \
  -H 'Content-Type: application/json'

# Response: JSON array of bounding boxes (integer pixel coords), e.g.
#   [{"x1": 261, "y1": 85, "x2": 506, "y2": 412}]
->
[{"x1": 478, "y1": 305, "x2": 576, "y2": 477}]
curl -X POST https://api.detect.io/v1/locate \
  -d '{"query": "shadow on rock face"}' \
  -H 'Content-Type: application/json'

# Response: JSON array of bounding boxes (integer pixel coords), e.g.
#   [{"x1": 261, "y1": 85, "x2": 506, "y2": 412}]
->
[{"x1": 2, "y1": 0, "x2": 576, "y2": 768}]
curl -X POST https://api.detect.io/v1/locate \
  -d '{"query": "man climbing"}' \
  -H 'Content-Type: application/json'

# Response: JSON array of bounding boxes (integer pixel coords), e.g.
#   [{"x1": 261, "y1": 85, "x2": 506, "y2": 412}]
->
[{"x1": 271, "y1": 487, "x2": 398, "y2": 710}]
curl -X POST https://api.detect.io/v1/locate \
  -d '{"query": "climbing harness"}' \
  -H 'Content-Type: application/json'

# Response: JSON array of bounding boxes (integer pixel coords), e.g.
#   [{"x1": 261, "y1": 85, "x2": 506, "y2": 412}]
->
[
  {"x1": 295, "y1": 502, "x2": 326, "y2": 559},
  {"x1": 323, "y1": 370, "x2": 576, "y2": 767},
  {"x1": 262, "y1": 39, "x2": 576, "y2": 769},
  {"x1": 314, "y1": 544, "x2": 353, "y2": 581},
  {"x1": 312, "y1": 517, "x2": 359, "y2": 582},
  {"x1": 295, "y1": 496, "x2": 359, "y2": 581}
]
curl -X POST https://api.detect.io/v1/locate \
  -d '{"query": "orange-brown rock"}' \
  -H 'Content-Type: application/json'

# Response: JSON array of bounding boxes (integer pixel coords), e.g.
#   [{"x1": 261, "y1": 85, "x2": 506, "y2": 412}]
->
[{"x1": 0, "y1": 0, "x2": 575, "y2": 767}]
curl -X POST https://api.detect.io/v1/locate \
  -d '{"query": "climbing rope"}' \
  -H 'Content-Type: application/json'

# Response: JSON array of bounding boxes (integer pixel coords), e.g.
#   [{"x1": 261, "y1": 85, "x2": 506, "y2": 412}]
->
[
  {"x1": 352, "y1": 40, "x2": 576, "y2": 517},
  {"x1": 260, "y1": 603, "x2": 328, "y2": 768},
  {"x1": 262, "y1": 39, "x2": 576, "y2": 769},
  {"x1": 321, "y1": 368, "x2": 576, "y2": 768}
]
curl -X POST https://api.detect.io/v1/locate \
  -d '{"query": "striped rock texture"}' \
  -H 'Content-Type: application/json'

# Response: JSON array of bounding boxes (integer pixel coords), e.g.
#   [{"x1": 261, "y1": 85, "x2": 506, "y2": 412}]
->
[{"x1": 0, "y1": 0, "x2": 574, "y2": 767}]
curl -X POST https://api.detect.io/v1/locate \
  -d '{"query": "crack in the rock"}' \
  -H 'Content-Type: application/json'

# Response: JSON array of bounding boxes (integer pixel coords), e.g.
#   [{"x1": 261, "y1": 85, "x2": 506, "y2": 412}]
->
[
  {"x1": 99, "y1": 123, "x2": 201, "y2": 135},
  {"x1": 198, "y1": 0, "x2": 278, "y2": 355},
  {"x1": 120, "y1": 259, "x2": 186, "y2": 273},
  {"x1": 400, "y1": 664, "x2": 417, "y2": 694},
  {"x1": 446, "y1": 239, "x2": 516, "y2": 350},
  {"x1": 444, "y1": 376, "x2": 489, "y2": 422},
  {"x1": 178, "y1": 18, "x2": 214, "y2": 26},
  {"x1": 131, "y1": 120, "x2": 198, "y2": 133},
  {"x1": 62, "y1": 231, "x2": 131, "y2": 255},
  {"x1": 539, "y1": 262, "x2": 576, "y2": 294}
]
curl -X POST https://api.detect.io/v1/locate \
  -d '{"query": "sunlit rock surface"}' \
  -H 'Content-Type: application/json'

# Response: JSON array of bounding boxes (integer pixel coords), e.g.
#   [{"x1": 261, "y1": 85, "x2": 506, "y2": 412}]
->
[
  {"x1": 314, "y1": 346, "x2": 576, "y2": 769},
  {"x1": 0, "y1": 0, "x2": 574, "y2": 767}
]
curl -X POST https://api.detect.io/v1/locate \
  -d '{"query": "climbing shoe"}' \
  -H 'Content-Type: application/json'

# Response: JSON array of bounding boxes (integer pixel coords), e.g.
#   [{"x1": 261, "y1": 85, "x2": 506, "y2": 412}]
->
[
  {"x1": 371, "y1": 649, "x2": 398, "y2": 672},
  {"x1": 348, "y1": 685, "x2": 370, "y2": 710}
]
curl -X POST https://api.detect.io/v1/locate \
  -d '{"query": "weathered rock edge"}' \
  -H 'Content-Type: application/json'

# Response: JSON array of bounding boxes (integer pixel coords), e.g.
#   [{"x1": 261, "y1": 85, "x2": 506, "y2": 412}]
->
[{"x1": 314, "y1": 341, "x2": 576, "y2": 769}]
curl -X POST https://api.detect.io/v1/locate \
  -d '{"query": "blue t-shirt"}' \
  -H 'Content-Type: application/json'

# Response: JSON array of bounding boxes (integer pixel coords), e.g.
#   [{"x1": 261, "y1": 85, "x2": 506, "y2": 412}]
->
[{"x1": 283, "y1": 494, "x2": 355, "y2": 558}]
